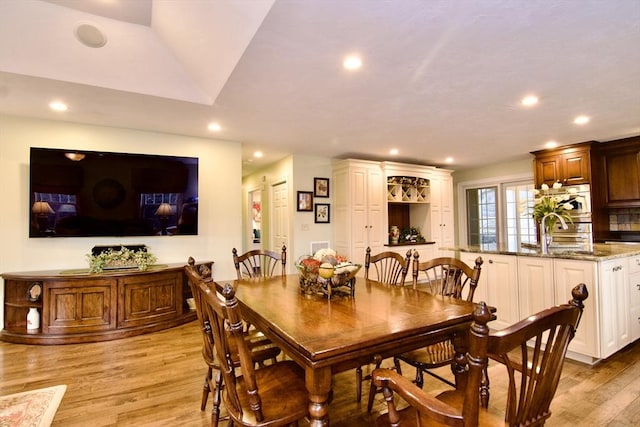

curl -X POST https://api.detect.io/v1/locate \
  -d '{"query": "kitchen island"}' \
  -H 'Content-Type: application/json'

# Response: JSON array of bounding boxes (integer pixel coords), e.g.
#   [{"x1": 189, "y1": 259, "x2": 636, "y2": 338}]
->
[{"x1": 452, "y1": 243, "x2": 640, "y2": 364}]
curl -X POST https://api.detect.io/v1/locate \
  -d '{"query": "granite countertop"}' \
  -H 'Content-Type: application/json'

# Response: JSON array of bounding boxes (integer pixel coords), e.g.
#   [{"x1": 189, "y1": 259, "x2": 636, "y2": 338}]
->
[{"x1": 451, "y1": 243, "x2": 640, "y2": 261}]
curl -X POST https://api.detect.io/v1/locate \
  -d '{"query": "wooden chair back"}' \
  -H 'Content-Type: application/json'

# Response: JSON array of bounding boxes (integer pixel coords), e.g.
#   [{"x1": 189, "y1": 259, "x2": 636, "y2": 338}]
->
[
  {"x1": 232, "y1": 245, "x2": 286, "y2": 280},
  {"x1": 411, "y1": 253, "x2": 483, "y2": 301},
  {"x1": 364, "y1": 247, "x2": 412, "y2": 285},
  {"x1": 185, "y1": 257, "x2": 215, "y2": 365},
  {"x1": 196, "y1": 280, "x2": 308, "y2": 426},
  {"x1": 374, "y1": 283, "x2": 589, "y2": 427}
]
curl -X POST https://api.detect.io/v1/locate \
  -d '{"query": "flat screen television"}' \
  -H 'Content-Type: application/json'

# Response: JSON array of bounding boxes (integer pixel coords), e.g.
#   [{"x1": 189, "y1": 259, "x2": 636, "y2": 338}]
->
[{"x1": 29, "y1": 147, "x2": 198, "y2": 238}]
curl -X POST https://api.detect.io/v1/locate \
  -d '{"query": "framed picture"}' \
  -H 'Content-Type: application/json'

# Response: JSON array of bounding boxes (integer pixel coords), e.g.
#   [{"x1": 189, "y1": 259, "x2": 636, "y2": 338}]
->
[
  {"x1": 314, "y1": 177, "x2": 330, "y2": 198},
  {"x1": 297, "y1": 191, "x2": 313, "y2": 211},
  {"x1": 314, "y1": 203, "x2": 330, "y2": 223}
]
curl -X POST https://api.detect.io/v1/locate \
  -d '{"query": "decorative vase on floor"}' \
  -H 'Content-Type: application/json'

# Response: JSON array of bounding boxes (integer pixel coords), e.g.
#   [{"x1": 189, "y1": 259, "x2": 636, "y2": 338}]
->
[{"x1": 27, "y1": 307, "x2": 40, "y2": 330}]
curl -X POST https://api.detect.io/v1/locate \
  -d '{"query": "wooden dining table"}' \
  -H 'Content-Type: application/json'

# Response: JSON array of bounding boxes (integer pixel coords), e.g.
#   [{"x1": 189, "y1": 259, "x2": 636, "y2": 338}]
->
[{"x1": 231, "y1": 274, "x2": 480, "y2": 427}]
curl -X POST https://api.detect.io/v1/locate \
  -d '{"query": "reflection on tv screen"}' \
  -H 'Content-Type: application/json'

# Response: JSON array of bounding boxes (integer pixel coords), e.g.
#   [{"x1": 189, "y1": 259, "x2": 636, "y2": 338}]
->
[{"x1": 29, "y1": 147, "x2": 198, "y2": 238}]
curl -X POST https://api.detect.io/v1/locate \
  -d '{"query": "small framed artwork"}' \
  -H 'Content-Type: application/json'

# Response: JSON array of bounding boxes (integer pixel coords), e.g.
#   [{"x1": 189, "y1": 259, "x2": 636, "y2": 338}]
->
[
  {"x1": 297, "y1": 191, "x2": 313, "y2": 211},
  {"x1": 314, "y1": 177, "x2": 330, "y2": 198},
  {"x1": 314, "y1": 203, "x2": 330, "y2": 223}
]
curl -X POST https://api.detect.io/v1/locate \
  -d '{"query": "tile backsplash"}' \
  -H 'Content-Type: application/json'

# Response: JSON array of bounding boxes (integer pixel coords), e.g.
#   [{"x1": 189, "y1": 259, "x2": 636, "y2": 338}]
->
[{"x1": 609, "y1": 208, "x2": 640, "y2": 231}]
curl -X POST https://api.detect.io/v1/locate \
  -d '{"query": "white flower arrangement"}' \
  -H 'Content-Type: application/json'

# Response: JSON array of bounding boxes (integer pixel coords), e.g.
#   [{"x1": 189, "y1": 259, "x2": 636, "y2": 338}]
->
[{"x1": 532, "y1": 182, "x2": 585, "y2": 230}]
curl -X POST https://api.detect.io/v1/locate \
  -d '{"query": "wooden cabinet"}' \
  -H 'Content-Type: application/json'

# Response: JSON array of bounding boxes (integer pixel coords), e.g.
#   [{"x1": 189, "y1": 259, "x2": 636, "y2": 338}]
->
[
  {"x1": 594, "y1": 136, "x2": 640, "y2": 208},
  {"x1": 517, "y1": 256, "x2": 555, "y2": 319},
  {"x1": 45, "y1": 278, "x2": 117, "y2": 334},
  {"x1": 629, "y1": 254, "x2": 640, "y2": 342},
  {"x1": 598, "y1": 258, "x2": 630, "y2": 358},
  {"x1": 459, "y1": 252, "x2": 519, "y2": 330},
  {"x1": 532, "y1": 142, "x2": 594, "y2": 187},
  {"x1": 1, "y1": 263, "x2": 202, "y2": 344},
  {"x1": 429, "y1": 171, "x2": 454, "y2": 257},
  {"x1": 553, "y1": 259, "x2": 598, "y2": 359},
  {"x1": 333, "y1": 160, "x2": 385, "y2": 266}
]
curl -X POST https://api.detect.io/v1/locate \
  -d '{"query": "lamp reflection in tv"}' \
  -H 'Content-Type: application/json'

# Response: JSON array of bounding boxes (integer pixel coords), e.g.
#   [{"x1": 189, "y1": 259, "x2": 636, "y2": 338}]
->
[
  {"x1": 32, "y1": 201, "x2": 55, "y2": 234},
  {"x1": 155, "y1": 203, "x2": 174, "y2": 235}
]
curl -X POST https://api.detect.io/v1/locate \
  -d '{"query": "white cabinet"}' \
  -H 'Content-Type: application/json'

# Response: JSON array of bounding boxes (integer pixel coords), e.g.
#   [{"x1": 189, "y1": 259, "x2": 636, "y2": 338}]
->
[
  {"x1": 629, "y1": 254, "x2": 640, "y2": 342},
  {"x1": 459, "y1": 252, "x2": 519, "y2": 330},
  {"x1": 517, "y1": 257, "x2": 555, "y2": 319},
  {"x1": 599, "y1": 258, "x2": 630, "y2": 358},
  {"x1": 553, "y1": 259, "x2": 598, "y2": 359},
  {"x1": 333, "y1": 160, "x2": 385, "y2": 266},
  {"x1": 429, "y1": 171, "x2": 454, "y2": 257}
]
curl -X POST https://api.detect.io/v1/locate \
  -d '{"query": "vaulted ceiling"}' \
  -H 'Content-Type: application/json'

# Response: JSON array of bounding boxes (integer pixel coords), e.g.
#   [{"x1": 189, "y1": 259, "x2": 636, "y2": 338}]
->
[{"x1": 1, "y1": 0, "x2": 639, "y2": 175}]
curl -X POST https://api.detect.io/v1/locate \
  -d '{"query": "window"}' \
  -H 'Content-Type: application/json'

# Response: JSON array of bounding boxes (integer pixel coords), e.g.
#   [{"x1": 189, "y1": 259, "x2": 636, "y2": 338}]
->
[
  {"x1": 459, "y1": 177, "x2": 535, "y2": 250},
  {"x1": 504, "y1": 182, "x2": 536, "y2": 248},
  {"x1": 466, "y1": 187, "x2": 498, "y2": 249}
]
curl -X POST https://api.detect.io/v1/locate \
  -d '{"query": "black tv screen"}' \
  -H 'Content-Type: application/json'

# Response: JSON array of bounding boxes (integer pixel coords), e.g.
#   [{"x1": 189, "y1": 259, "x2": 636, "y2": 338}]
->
[{"x1": 29, "y1": 147, "x2": 198, "y2": 238}]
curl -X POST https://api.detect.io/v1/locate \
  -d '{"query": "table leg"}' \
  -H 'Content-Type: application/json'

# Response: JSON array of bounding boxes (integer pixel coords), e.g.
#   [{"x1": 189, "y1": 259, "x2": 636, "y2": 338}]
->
[{"x1": 306, "y1": 366, "x2": 332, "y2": 427}]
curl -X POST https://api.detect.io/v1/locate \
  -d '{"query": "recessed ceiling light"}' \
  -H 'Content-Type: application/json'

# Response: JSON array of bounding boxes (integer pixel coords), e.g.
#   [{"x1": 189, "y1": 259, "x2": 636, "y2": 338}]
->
[
  {"x1": 574, "y1": 115, "x2": 590, "y2": 125},
  {"x1": 445, "y1": 157, "x2": 454, "y2": 164},
  {"x1": 207, "y1": 122, "x2": 221, "y2": 132},
  {"x1": 75, "y1": 22, "x2": 107, "y2": 48},
  {"x1": 545, "y1": 140, "x2": 558, "y2": 149},
  {"x1": 343, "y1": 55, "x2": 362, "y2": 70},
  {"x1": 521, "y1": 95, "x2": 539, "y2": 106},
  {"x1": 253, "y1": 151, "x2": 263, "y2": 158},
  {"x1": 49, "y1": 101, "x2": 67, "y2": 112},
  {"x1": 389, "y1": 148, "x2": 399, "y2": 155}
]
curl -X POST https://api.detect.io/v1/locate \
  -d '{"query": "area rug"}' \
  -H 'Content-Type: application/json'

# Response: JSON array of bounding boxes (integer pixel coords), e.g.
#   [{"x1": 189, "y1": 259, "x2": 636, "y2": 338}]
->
[{"x1": 0, "y1": 385, "x2": 66, "y2": 427}]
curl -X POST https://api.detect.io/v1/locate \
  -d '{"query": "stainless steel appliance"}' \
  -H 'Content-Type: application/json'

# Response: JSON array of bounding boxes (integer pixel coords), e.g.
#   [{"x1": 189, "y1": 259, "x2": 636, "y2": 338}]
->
[{"x1": 549, "y1": 184, "x2": 593, "y2": 250}]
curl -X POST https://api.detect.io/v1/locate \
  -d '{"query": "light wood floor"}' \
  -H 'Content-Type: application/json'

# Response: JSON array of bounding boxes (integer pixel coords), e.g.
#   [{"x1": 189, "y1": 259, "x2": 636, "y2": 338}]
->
[{"x1": 1, "y1": 321, "x2": 639, "y2": 426}]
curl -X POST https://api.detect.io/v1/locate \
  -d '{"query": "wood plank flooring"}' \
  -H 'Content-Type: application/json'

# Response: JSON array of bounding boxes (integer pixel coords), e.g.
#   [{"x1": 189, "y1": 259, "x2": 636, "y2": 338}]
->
[{"x1": 1, "y1": 321, "x2": 639, "y2": 426}]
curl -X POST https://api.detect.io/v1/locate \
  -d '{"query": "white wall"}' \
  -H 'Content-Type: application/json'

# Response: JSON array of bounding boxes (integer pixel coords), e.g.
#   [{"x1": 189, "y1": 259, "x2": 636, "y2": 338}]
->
[
  {"x1": 291, "y1": 155, "x2": 333, "y2": 262},
  {"x1": 242, "y1": 154, "x2": 333, "y2": 270},
  {"x1": 0, "y1": 115, "x2": 243, "y2": 327}
]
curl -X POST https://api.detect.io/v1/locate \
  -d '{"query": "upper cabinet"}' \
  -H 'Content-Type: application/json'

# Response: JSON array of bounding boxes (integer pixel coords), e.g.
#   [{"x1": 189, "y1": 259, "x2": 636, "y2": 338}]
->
[
  {"x1": 593, "y1": 136, "x2": 640, "y2": 208},
  {"x1": 333, "y1": 160, "x2": 453, "y2": 263},
  {"x1": 532, "y1": 142, "x2": 595, "y2": 187},
  {"x1": 332, "y1": 159, "x2": 385, "y2": 266}
]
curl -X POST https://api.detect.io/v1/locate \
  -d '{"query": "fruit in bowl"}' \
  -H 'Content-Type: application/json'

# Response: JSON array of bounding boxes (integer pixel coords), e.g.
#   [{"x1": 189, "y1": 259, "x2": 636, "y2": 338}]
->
[{"x1": 295, "y1": 248, "x2": 361, "y2": 296}]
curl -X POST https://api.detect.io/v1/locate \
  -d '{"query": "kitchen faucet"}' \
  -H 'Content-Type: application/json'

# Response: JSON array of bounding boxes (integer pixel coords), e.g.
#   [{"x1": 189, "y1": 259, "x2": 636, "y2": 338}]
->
[{"x1": 540, "y1": 212, "x2": 569, "y2": 254}]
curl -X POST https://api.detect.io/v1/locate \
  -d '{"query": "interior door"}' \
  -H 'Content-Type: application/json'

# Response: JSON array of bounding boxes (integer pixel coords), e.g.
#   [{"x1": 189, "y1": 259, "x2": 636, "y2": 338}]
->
[{"x1": 271, "y1": 180, "x2": 290, "y2": 272}]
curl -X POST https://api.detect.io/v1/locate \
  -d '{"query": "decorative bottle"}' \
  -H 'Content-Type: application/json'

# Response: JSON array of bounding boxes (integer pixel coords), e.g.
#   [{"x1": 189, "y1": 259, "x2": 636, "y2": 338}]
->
[{"x1": 27, "y1": 307, "x2": 40, "y2": 330}]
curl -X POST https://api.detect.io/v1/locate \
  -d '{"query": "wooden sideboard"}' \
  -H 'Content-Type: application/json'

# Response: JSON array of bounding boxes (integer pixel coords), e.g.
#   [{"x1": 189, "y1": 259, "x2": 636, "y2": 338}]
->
[{"x1": 1, "y1": 262, "x2": 210, "y2": 344}]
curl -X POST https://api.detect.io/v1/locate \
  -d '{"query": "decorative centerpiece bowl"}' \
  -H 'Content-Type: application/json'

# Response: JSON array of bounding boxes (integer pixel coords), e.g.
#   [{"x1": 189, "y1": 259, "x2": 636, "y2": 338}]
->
[
  {"x1": 295, "y1": 248, "x2": 361, "y2": 297},
  {"x1": 87, "y1": 245, "x2": 157, "y2": 273}
]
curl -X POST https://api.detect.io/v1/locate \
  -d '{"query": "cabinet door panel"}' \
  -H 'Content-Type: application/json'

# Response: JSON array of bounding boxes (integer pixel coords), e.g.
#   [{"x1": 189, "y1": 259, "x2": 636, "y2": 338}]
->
[
  {"x1": 459, "y1": 253, "x2": 517, "y2": 330},
  {"x1": 517, "y1": 257, "x2": 555, "y2": 319},
  {"x1": 46, "y1": 280, "x2": 116, "y2": 334},
  {"x1": 554, "y1": 259, "x2": 597, "y2": 357},
  {"x1": 605, "y1": 151, "x2": 640, "y2": 205},
  {"x1": 118, "y1": 272, "x2": 181, "y2": 328},
  {"x1": 536, "y1": 157, "x2": 561, "y2": 186},
  {"x1": 563, "y1": 152, "x2": 590, "y2": 185}
]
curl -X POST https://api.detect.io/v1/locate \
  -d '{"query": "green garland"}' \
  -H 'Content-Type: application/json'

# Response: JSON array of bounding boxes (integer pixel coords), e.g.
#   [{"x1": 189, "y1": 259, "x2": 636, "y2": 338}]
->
[{"x1": 86, "y1": 247, "x2": 157, "y2": 273}]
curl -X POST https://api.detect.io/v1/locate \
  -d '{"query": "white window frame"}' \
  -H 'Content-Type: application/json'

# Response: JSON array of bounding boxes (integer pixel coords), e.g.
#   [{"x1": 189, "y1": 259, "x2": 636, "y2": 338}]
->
[{"x1": 457, "y1": 173, "x2": 533, "y2": 248}]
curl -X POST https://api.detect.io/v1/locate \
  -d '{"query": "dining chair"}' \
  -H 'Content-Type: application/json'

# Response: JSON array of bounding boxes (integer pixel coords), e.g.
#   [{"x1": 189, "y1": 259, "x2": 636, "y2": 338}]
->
[
  {"x1": 184, "y1": 257, "x2": 281, "y2": 427},
  {"x1": 198, "y1": 279, "x2": 309, "y2": 427},
  {"x1": 356, "y1": 247, "x2": 412, "y2": 410},
  {"x1": 232, "y1": 245, "x2": 287, "y2": 279},
  {"x1": 393, "y1": 253, "x2": 483, "y2": 391},
  {"x1": 373, "y1": 283, "x2": 589, "y2": 427}
]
